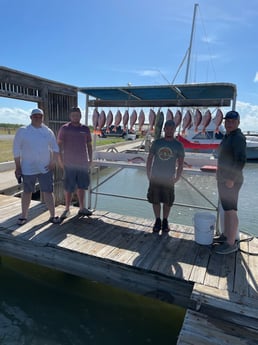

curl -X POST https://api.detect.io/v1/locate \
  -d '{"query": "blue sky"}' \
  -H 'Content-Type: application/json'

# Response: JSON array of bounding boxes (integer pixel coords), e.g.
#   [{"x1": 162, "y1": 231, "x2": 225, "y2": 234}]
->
[{"x1": 1, "y1": 0, "x2": 258, "y2": 131}]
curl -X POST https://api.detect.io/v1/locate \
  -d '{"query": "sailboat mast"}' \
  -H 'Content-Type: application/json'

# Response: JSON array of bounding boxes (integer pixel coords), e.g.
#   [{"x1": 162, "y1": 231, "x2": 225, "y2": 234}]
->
[{"x1": 184, "y1": 3, "x2": 198, "y2": 84}]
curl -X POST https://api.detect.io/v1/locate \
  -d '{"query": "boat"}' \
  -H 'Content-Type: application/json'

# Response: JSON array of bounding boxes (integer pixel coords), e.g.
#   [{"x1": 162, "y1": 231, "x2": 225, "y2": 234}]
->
[
  {"x1": 245, "y1": 135, "x2": 258, "y2": 160},
  {"x1": 177, "y1": 113, "x2": 224, "y2": 153},
  {"x1": 177, "y1": 115, "x2": 258, "y2": 160}
]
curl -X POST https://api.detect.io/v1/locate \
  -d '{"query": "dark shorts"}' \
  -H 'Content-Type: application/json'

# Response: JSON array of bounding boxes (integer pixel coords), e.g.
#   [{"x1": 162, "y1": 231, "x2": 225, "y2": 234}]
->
[
  {"x1": 217, "y1": 180, "x2": 243, "y2": 211},
  {"x1": 147, "y1": 180, "x2": 175, "y2": 206},
  {"x1": 23, "y1": 171, "x2": 53, "y2": 193},
  {"x1": 64, "y1": 166, "x2": 90, "y2": 193}
]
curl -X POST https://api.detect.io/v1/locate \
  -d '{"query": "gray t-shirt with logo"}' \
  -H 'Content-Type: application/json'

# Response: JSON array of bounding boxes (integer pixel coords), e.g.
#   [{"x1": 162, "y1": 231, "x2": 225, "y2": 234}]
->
[{"x1": 150, "y1": 138, "x2": 185, "y2": 184}]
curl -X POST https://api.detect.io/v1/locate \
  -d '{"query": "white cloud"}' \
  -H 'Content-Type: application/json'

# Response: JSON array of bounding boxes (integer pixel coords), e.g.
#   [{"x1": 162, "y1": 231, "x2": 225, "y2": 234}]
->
[
  {"x1": 254, "y1": 72, "x2": 258, "y2": 82},
  {"x1": 236, "y1": 101, "x2": 258, "y2": 132},
  {"x1": 0, "y1": 107, "x2": 30, "y2": 125},
  {"x1": 136, "y1": 69, "x2": 161, "y2": 77}
]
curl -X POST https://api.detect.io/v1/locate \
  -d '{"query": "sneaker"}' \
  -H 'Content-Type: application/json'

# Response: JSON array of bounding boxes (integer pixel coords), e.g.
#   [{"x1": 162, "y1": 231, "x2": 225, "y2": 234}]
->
[
  {"x1": 78, "y1": 208, "x2": 92, "y2": 216},
  {"x1": 60, "y1": 210, "x2": 71, "y2": 219},
  {"x1": 49, "y1": 216, "x2": 61, "y2": 224},
  {"x1": 153, "y1": 218, "x2": 161, "y2": 233},
  {"x1": 17, "y1": 217, "x2": 27, "y2": 226},
  {"x1": 215, "y1": 242, "x2": 238, "y2": 255},
  {"x1": 213, "y1": 233, "x2": 227, "y2": 244},
  {"x1": 162, "y1": 219, "x2": 170, "y2": 233}
]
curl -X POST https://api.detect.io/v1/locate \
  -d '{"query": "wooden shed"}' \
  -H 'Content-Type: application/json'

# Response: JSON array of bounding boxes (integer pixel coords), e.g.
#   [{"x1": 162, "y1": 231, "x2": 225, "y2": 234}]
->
[{"x1": 0, "y1": 66, "x2": 78, "y2": 204}]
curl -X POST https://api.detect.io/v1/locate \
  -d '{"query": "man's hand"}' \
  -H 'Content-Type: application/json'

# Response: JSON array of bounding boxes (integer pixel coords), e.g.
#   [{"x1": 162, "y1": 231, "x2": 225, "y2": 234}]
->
[{"x1": 225, "y1": 179, "x2": 234, "y2": 188}]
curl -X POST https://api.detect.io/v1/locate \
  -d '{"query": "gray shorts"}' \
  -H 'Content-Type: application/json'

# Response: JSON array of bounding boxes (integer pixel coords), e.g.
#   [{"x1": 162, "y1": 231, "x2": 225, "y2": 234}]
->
[
  {"x1": 147, "y1": 180, "x2": 175, "y2": 206},
  {"x1": 22, "y1": 171, "x2": 53, "y2": 193},
  {"x1": 64, "y1": 166, "x2": 90, "y2": 193},
  {"x1": 217, "y1": 180, "x2": 243, "y2": 211}
]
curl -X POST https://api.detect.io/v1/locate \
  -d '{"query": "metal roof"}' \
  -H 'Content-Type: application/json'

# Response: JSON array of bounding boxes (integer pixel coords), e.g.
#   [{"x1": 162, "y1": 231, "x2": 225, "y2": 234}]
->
[{"x1": 79, "y1": 82, "x2": 237, "y2": 108}]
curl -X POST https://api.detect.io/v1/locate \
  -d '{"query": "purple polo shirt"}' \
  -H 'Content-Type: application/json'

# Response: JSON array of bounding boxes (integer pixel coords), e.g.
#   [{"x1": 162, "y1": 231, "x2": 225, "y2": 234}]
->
[{"x1": 58, "y1": 122, "x2": 92, "y2": 167}]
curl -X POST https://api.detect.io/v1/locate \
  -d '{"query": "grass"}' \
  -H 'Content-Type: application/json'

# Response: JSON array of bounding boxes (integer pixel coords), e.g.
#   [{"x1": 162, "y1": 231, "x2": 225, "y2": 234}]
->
[
  {"x1": 0, "y1": 127, "x2": 19, "y2": 135},
  {"x1": 0, "y1": 140, "x2": 14, "y2": 162},
  {"x1": 0, "y1": 136, "x2": 126, "y2": 163}
]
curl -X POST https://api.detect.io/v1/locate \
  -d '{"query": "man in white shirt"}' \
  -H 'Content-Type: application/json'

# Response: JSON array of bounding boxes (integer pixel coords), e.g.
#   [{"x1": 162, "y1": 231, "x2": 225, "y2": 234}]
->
[{"x1": 13, "y1": 108, "x2": 60, "y2": 225}]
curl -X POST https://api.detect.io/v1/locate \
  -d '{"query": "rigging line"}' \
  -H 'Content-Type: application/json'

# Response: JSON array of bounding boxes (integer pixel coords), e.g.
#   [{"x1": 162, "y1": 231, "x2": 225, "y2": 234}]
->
[
  {"x1": 197, "y1": 6, "x2": 217, "y2": 81},
  {"x1": 156, "y1": 69, "x2": 171, "y2": 85},
  {"x1": 171, "y1": 48, "x2": 189, "y2": 85},
  {"x1": 171, "y1": 3, "x2": 198, "y2": 85}
]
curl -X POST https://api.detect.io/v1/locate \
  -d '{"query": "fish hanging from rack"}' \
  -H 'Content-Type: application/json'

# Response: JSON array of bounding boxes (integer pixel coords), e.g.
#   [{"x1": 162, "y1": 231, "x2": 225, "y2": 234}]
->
[
  {"x1": 114, "y1": 110, "x2": 122, "y2": 131},
  {"x1": 174, "y1": 110, "x2": 182, "y2": 128},
  {"x1": 213, "y1": 109, "x2": 223, "y2": 133},
  {"x1": 123, "y1": 110, "x2": 129, "y2": 130},
  {"x1": 92, "y1": 108, "x2": 99, "y2": 134},
  {"x1": 98, "y1": 110, "x2": 106, "y2": 130},
  {"x1": 149, "y1": 109, "x2": 156, "y2": 131},
  {"x1": 129, "y1": 110, "x2": 137, "y2": 132},
  {"x1": 193, "y1": 109, "x2": 202, "y2": 132},
  {"x1": 138, "y1": 110, "x2": 145, "y2": 132},
  {"x1": 166, "y1": 109, "x2": 173, "y2": 121},
  {"x1": 201, "y1": 109, "x2": 212, "y2": 133},
  {"x1": 106, "y1": 110, "x2": 113, "y2": 133},
  {"x1": 181, "y1": 110, "x2": 192, "y2": 135},
  {"x1": 154, "y1": 110, "x2": 164, "y2": 140}
]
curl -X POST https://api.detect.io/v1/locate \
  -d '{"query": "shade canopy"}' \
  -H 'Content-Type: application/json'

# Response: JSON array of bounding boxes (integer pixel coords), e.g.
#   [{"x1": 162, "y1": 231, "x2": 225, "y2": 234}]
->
[{"x1": 79, "y1": 82, "x2": 237, "y2": 108}]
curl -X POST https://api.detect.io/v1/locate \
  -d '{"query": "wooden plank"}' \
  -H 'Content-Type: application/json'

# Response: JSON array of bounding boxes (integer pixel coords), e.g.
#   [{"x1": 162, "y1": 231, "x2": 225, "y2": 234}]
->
[
  {"x1": 189, "y1": 244, "x2": 211, "y2": 284},
  {"x1": 204, "y1": 248, "x2": 225, "y2": 289},
  {"x1": 246, "y1": 236, "x2": 258, "y2": 298},
  {"x1": 57, "y1": 216, "x2": 118, "y2": 253},
  {"x1": 157, "y1": 225, "x2": 197, "y2": 280},
  {"x1": 190, "y1": 283, "x2": 258, "y2": 329},
  {"x1": 234, "y1": 235, "x2": 250, "y2": 296},
  {"x1": 104, "y1": 217, "x2": 151, "y2": 262},
  {"x1": 218, "y1": 249, "x2": 236, "y2": 292},
  {"x1": 73, "y1": 214, "x2": 133, "y2": 255},
  {"x1": 113, "y1": 230, "x2": 152, "y2": 265},
  {"x1": 177, "y1": 309, "x2": 258, "y2": 345}
]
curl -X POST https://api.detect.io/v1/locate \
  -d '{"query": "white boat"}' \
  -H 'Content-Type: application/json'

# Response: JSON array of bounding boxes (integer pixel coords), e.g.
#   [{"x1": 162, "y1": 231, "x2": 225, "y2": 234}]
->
[
  {"x1": 245, "y1": 135, "x2": 258, "y2": 160},
  {"x1": 177, "y1": 115, "x2": 224, "y2": 153},
  {"x1": 178, "y1": 118, "x2": 258, "y2": 160}
]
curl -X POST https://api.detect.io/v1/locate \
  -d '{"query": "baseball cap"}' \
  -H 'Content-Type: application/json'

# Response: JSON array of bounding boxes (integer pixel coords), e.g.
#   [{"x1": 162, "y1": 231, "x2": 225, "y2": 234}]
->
[
  {"x1": 164, "y1": 119, "x2": 176, "y2": 127},
  {"x1": 70, "y1": 106, "x2": 81, "y2": 113},
  {"x1": 224, "y1": 110, "x2": 240, "y2": 120},
  {"x1": 31, "y1": 108, "x2": 44, "y2": 116}
]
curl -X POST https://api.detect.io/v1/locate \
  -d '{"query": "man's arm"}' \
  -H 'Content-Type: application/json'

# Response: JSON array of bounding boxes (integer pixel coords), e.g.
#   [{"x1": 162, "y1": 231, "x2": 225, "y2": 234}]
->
[
  {"x1": 174, "y1": 156, "x2": 184, "y2": 183},
  {"x1": 146, "y1": 152, "x2": 154, "y2": 180},
  {"x1": 87, "y1": 141, "x2": 93, "y2": 163},
  {"x1": 14, "y1": 156, "x2": 22, "y2": 180}
]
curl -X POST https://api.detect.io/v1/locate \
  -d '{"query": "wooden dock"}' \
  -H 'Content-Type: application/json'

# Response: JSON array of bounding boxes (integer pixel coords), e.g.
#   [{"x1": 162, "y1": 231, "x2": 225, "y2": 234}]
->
[{"x1": 0, "y1": 194, "x2": 258, "y2": 344}]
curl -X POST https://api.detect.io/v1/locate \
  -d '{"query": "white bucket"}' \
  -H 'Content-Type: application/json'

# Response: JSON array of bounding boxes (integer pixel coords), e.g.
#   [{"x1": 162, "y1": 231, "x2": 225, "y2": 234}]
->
[{"x1": 193, "y1": 212, "x2": 216, "y2": 245}]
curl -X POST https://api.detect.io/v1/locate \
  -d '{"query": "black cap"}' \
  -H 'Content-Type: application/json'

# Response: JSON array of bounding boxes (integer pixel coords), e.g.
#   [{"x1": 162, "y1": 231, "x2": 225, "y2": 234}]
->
[
  {"x1": 164, "y1": 119, "x2": 176, "y2": 127},
  {"x1": 224, "y1": 110, "x2": 240, "y2": 120}
]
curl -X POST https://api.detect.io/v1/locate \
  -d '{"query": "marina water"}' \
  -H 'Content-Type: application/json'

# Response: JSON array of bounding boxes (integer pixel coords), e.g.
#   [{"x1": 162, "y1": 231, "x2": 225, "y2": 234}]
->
[
  {"x1": 92, "y1": 162, "x2": 258, "y2": 237},
  {"x1": 1, "y1": 162, "x2": 257, "y2": 344}
]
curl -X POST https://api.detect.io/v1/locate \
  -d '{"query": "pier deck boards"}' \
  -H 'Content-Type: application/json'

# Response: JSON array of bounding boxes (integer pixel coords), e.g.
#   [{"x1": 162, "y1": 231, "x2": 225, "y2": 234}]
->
[{"x1": 0, "y1": 194, "x2": 258, "y2": 343}]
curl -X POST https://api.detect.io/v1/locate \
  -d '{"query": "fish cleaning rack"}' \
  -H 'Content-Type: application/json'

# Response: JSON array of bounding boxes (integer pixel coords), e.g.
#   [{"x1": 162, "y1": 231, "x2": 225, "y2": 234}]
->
[{"x1": 79, "y1": 82, "x2": 237, "y2": 227}]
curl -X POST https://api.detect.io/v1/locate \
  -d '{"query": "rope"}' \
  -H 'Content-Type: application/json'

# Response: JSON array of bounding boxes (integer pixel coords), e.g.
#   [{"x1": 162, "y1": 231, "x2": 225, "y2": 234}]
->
[{"x1": 237, "y1": 236, "x2": 258, "y2": 256}]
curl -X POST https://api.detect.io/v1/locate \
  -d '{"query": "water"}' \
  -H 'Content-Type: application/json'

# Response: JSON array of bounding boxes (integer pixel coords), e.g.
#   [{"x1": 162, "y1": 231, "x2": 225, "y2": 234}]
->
[
  {"x1": 0, "y1": 256, "x2": 184, "y2": 345},
  {"x1": 91, "y1": 162, "x2": 258, "y2": 237}
]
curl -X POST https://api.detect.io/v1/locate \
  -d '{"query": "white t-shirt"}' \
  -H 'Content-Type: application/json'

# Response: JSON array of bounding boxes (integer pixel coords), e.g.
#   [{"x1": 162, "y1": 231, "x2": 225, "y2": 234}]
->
[{"x1": 13, "y1": 124, "x2": 59, "y2": 175}]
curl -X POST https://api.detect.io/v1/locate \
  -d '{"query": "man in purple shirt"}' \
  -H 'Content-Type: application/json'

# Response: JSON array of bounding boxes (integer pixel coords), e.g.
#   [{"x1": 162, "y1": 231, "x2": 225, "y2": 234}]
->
[{"x1": 58, "y1": 107, "x2": 93, "y2": 217}]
